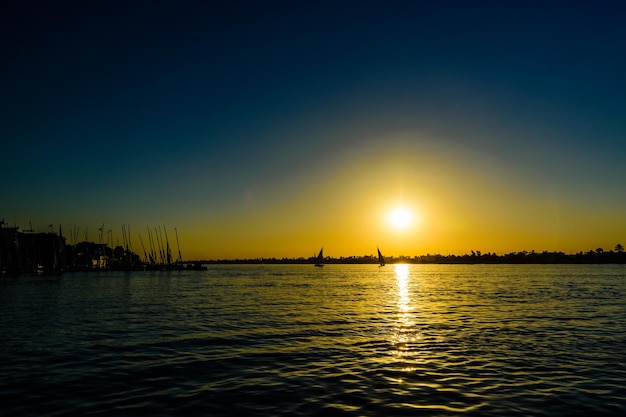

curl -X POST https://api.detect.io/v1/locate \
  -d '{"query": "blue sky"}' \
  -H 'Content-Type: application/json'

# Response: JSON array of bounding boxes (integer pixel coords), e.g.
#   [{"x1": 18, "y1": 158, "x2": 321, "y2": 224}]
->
[{"x1": 2, "y1": 1, "x2": 625, "y2": 259}]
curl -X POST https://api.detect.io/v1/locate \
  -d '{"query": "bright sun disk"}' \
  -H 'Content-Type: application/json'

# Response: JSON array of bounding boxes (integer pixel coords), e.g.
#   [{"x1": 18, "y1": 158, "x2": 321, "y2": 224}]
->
[{"x1": 389, "y1": 207, "x2": 412, "y2": 229}]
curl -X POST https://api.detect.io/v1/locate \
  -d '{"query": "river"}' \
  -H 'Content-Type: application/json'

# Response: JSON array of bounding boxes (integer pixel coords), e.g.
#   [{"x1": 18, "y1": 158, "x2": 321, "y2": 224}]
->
[{"x1": 1, "y1": 264, "x2": 625, "y2": 416}]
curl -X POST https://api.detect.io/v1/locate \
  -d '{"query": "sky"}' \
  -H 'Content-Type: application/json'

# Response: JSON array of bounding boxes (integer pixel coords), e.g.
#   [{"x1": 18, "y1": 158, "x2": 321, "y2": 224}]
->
[{"x1": 2, "y1": 0, "x2": 625, "y2": 260}]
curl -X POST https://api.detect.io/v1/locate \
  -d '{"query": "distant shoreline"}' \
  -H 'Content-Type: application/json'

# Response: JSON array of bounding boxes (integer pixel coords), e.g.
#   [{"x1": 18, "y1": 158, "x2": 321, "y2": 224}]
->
[
  {"x1": 197, "y1": 250, "x2": 626, "y2": 265},
  {"x1": 1, "y1": 220, "x2": 624, "y2": 274}
]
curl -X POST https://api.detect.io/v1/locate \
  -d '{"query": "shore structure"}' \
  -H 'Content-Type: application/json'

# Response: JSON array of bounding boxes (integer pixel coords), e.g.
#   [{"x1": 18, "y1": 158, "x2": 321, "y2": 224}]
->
[{"x1": 0, "y1": 220, "x2": 206, "y2": 275}]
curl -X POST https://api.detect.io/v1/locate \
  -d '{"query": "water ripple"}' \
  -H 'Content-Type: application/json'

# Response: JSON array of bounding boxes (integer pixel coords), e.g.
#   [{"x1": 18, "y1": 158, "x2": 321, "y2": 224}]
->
[{"x1": 1, "y1": 265, "x2": 625, "y2": 416}]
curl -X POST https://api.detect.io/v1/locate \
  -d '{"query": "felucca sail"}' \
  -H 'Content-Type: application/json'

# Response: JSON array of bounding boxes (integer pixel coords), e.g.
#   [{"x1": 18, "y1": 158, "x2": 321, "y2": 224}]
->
[
  {"x1": 314, "y1": 247, "x2": 324, "y2": 267},
  {"x1": 377, "y1": 247, "x2": 385, "y2": 266}
]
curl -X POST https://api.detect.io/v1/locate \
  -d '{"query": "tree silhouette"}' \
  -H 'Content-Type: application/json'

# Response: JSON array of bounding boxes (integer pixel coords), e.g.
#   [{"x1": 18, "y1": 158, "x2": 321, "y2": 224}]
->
[{"x1": 616, "y1": 243, "x2": 624, "y2": 253}]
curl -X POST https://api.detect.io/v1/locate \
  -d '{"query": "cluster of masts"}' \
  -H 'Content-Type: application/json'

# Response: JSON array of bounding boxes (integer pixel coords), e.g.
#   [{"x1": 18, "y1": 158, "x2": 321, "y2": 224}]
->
[
  {"x1": 0, "y1": 218, "x2": 209, "y2": 274},
  {"x1": 140, "y1": 225, "x2": 183, "y2": 266},
  {"x1": 64, "y1": 223, "x2": 186, "y2": 267},
  {"x1": 64, "y1": 224, "x2": 173, "y2": 261}
]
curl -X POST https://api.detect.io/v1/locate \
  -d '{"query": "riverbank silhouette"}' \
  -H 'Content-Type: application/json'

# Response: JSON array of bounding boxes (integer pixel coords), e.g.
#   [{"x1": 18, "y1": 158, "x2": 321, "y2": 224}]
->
[
  {"x1": 1, "y1": 219, "x2": 624, "y2": 274},
  {"x1": 201, "y1": 247, "x2": 625, "y2": 265}
]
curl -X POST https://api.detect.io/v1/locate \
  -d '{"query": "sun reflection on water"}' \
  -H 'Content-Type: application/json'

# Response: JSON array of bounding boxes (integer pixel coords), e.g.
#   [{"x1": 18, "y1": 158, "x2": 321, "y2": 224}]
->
[
  {"x1": 396, "y1": 264, "x2": 410, "y2": 313},
  {"x1": 393, "y1": 264, "x2": 415, "y2": 363}
]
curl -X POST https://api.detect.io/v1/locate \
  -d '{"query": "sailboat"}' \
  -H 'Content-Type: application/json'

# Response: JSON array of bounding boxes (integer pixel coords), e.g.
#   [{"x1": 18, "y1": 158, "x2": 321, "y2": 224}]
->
[
  {"x1": 377, "y1": 247, "x2": 385, "y2": 266},
  {"x1": 314, "y1": 247, "x2": 324, "y2": 267}
]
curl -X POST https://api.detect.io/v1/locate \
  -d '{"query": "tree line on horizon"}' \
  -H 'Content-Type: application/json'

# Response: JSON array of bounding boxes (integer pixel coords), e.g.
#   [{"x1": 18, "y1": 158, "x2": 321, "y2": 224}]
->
[
  {"x1": 201, "y1": 244, "x2": 625, "y2": 264},
  {"x1": 2, "y1": 218, "x2": 624, "y2": 269}
]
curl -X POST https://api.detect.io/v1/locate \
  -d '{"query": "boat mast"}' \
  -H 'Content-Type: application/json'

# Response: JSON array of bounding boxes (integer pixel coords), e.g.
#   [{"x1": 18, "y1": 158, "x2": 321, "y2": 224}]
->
[
  {"x1": 127, "y1": 225, "x2": 133, "y2": 257},
  {"x1": 121, "y1": 224, "x2": 127, "y2": 253},
  {"x1": 163, "y1": 226, "x2": 172, "y2": 266},
  {"x1": 174, "y1": 228, "x2": 183, "y2": 264},
  {"x1": 156, "y1": 226, "x2": 165, "y2": 265},
  {"x1": 146, "y1": 226, "x2": 156, "y2": 265},
  {"x1": 138, "y1": 233, "x2": 148, "y2": 264}
]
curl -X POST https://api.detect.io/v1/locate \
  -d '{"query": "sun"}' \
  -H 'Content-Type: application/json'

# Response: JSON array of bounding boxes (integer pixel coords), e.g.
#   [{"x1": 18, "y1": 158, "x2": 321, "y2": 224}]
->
[{"x1": 389, "y1": 206, "x2": 413, "y2": 230}]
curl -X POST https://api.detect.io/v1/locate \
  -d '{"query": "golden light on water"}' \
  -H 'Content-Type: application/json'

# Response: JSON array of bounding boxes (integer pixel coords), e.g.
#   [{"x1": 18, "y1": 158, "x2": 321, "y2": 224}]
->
[
  {"x1": 395, "y1": 264, "x2": 410, "y2": 313},
  {"x1": 393, "y1": 263, "x2": 415, "y2": 365}
]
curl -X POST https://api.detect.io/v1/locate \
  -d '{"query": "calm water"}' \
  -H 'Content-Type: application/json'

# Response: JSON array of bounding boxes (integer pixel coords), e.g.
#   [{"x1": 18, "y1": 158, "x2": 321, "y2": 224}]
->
[{"x1": 1, "y1": 264, "x2": 625, "y2": 416}]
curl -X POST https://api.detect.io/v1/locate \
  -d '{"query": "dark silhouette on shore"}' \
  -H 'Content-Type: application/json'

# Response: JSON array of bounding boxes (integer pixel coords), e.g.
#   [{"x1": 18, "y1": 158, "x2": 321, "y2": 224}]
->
[
  {"x1": 203, "y1": 246, "x2": 625, "y2": 265},
  {"x1": 0, "y1": 219, "x2": 205, "y2": 275},
  {"x1": 1, "y1": 219, "x2": 624, "y2": 275}
]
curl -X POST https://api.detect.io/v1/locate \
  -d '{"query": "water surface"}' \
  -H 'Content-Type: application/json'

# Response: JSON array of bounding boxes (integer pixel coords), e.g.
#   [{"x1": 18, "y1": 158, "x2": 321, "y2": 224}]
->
[{"x1": 2, "y1": 264, "x2": 625, "y2": 416}]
